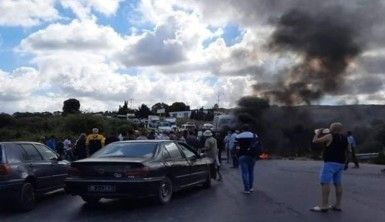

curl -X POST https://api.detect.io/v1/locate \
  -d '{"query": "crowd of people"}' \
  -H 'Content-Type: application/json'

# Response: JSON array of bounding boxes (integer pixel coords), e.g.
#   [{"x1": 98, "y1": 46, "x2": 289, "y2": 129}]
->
[{"x1": 38, "y1": 121, "x2": 362, "y2": 212}]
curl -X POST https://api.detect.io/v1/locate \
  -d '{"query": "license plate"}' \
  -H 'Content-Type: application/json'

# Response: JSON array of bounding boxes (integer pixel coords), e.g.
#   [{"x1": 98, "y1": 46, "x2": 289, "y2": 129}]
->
[{"x1": 88, "y1": 185, "x2": 115, "y2": 192}]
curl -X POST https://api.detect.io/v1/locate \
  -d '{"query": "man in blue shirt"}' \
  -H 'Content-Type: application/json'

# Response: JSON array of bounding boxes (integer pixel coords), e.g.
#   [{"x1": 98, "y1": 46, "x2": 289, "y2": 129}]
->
[{"x1": 46, "y1": 135, "x2": 57, "y2": 152}]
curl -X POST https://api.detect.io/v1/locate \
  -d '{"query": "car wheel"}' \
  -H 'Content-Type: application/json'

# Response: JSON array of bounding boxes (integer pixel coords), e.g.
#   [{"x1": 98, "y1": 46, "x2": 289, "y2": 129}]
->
[
  {"x1": 16, "y1": 182, "x2": 36, "y2": 211},
  {"x1": 157, "y1": 177, "x2": 173, "y2": 204},
  {"x1": 202, "y1": 168, "x2": 211, "y2": 189},
  {"x1": 81, "y1": 196, "x2": 101, "y2": 204}
]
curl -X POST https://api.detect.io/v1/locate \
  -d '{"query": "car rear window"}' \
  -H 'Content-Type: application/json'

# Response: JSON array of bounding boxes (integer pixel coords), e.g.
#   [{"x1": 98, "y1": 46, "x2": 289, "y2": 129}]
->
[
  {"x1": 5, "y1": 144, "x2": 28, "y2": 163},
  {"x1": 92, "y1": 142, "x2": 157, "y2": 159}
]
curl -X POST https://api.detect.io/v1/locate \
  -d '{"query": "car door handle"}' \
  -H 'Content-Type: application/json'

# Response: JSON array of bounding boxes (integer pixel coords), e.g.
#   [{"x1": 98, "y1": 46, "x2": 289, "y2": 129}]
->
[{"x1": 164, "y1": 162, "x2": 172, "y2": 167}]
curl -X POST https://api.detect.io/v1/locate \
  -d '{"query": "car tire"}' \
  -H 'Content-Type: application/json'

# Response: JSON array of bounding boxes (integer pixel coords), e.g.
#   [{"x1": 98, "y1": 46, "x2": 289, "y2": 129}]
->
[
  {"x1": 81, "y1": 196, "x2": 101, "y2": 205},
  {"x1": 16, "y1": 182, "x2": 36, "y2": 211},
  {"x1": 157, "y1": 177, "x2": 173, "y2": 205},
  {"x1": 202, "y1": 168, "x2": 211, "y2": 189}
]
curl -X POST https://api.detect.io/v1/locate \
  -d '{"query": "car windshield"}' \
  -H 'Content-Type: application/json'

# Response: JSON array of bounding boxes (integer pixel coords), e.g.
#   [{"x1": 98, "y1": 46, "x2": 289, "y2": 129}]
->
[
  {"x1": 159, "y1": 122, "x2": 170, "y2": 127},
  {"x1": 0, "y1": 145, "x2": 3, "y2": 163},
  {"x1": 92, "y1": 142, "x2": 157, "y2": 159}
]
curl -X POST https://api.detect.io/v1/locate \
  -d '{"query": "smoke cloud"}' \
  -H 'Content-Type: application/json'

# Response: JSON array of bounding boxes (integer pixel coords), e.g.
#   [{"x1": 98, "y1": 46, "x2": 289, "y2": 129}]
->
[{"x1": 253, "y1": 5, "x2": 365, "y2": 105}]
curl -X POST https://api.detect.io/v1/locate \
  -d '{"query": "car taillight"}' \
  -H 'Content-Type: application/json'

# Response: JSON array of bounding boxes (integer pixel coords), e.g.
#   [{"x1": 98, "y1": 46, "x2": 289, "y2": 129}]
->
[
  {"x1": 0, "y1": 164, "x2": 11, "y2": 176},
  {"x1": 68, "y1": 166, "x2": 80, "y2": 176},
  {"x1": 125, "y1": 166, "x2": 150, "y2": 178}
]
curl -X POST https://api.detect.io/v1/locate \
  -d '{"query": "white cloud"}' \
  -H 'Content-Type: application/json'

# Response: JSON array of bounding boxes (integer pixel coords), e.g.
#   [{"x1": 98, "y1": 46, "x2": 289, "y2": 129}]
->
[
  {"x1": 0, "y1": 0, "x2": 59, "y2": 27},
  {"x1": 19, "y1": 19, "x2": 124, "y2": 54},
  {"x1": 0, "y1": 67, "x2": 41, "y2": 101},
  {"x1": 3, "y1": 0, "x2": 383, "y2": 113},
  {"x1": 59, "y1": 0, "x2": 122, "y2": 20}
]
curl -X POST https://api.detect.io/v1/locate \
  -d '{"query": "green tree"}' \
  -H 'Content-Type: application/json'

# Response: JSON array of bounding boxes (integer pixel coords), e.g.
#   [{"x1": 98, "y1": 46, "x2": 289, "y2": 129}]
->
[
  {"x1": 118, "y1": 101, "x2": 130, "y2": 114},
  {"x1": 169, "y1": 102, "x2": 190, "y2": 112},
  {"x1": 62, "y1": 98, "x2": 81, "y2": 116},
  {"x1": 0, "y1": 113, "x2": 16, "y2": 128},
  {"x1": 136, "y1": 104, "x2": 152, "y2": 118},
  {"x1": 151, "y1": 103, "x2": 169, "y2": 115}
]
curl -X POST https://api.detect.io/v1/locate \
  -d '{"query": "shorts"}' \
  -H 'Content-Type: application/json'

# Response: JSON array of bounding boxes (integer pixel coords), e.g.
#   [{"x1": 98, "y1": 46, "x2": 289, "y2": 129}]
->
[{"x1": 320, "y1": 162, "x2": 345, "y2": 185}]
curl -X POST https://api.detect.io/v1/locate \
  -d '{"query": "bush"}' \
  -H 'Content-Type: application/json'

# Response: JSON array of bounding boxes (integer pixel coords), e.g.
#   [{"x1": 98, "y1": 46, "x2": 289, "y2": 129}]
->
[
  {"x1": 62, "y1": 114, "x2": 105, "y2": 135},
  {"x1": 0, "y1": 113, "x2": 16, "y2": 128}
]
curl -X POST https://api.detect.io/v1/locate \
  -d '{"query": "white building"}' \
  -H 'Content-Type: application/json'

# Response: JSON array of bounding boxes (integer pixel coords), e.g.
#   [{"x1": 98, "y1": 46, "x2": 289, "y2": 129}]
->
[{"x1": 169, "y1": 111, "x2": 191, "y2": 119}]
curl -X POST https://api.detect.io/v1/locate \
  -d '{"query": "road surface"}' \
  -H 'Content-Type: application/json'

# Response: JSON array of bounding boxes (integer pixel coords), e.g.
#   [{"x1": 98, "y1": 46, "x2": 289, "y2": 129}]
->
[{"x1": 1, "y1": 160, "x2": 385, "y2": 222}]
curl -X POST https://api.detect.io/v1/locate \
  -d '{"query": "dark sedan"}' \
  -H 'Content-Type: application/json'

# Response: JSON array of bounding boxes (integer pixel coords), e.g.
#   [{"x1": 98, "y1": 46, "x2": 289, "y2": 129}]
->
[
  {"x1": 0, "y1": 142, "x2": 70, "y2": 211},
  {"x1": 65, "y1": 140, "x2": 215, "y2": 204}
]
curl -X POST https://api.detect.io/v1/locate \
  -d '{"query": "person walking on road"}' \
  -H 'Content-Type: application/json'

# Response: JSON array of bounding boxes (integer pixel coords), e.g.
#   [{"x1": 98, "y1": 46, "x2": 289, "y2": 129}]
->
[
  {"x1": 236, "y1": 125, "x2": 259, "y2": 194},
  {"x1": 224, "y1": 131, "x2": 232, "y2": 163},
  {"x1": 86, "y1": 128, "x2": 105, "y2": 156},
  {"x1": 311, "y1": 122, "x2": 349, "y2": 212},
  {"x1": 203, "y1": 130, "x2": 222, "y2": 181},
  {"x1": 345, "y1": 131, "x2": 359, "y2": 169},
  {"x1": 230, "y1": 130, "x2": 239, "y2": 168}
]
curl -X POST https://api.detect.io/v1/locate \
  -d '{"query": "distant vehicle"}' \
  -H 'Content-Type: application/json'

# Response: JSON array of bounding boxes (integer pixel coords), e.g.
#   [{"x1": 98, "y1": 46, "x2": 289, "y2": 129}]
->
[
  {"x1": 213, "y1": 114, "x2": 236, "y2": 132},
  {"x1": 158, "y1": 121, "x2": 172, "y2": 132},
  {"x1": 180, "y1": 122, "x2": 196, "y2": 131},
  {"x1": 0, "y1": 142, "x2": 70, "y2": 211},
  {"x1": 147, "y1": 115, "x2": 160, "y2": 129},
  {"x1": 65, "y1": 140, "x2": 214, "y2": 205}
]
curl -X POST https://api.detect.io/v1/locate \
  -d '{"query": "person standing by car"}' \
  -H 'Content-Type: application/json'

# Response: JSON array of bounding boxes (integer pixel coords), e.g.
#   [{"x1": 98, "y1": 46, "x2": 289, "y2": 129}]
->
[
  {"x1": 345, "y1": 131, "x2": 359, "y2": 169},
  {"x1": 86, "y1": 128, "x2": 105, "y2": 156},
  {"x1": 56, "y1": 138, "x2": 65, "y2": 159},
  {"x1": 311, "y1": 122, "x2": 348, "y2": 212},
  {"x1": 46, "y1": 135, "x2": 57, "y2": 152},
  {"x1": 73, "y1": 133, "x2": 87, "y2": 160},
  {"x1": 63, "y1": 137, "x2": 73, "y2": 160},
  {"x1": 203, "y1": 130, "x2": 222, "y2": 181},
  {"x1": 236, "y1": 125, "x2": 258, "y2": 194}
]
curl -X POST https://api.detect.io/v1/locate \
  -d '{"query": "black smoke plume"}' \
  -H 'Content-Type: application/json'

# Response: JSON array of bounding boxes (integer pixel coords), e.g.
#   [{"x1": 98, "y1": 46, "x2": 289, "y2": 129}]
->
[{"x1": 254, "y1": 5, "x2": 362, "y2": 105}]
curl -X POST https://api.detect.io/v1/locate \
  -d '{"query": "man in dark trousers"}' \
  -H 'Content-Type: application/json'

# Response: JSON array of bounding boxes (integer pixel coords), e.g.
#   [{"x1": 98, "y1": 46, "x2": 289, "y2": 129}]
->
[
  {"x1": 236, "y1": 125, "x2": 259, "y2": 194},
  {"x1": 345, "y1": 131, "x2": 359, "y2": 169}
]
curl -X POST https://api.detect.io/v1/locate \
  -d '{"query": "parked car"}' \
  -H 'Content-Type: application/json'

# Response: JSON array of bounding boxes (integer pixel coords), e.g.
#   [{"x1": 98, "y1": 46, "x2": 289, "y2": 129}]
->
[
  {"x1": 0, "y1": 142, "x2": 70, "y2": 211},
  {"x1": 180, "y1": 122, "x2": 196, "y2": 132},
  {"x1": 65, "y1": 140, "x2": 215, "y2": 205}
]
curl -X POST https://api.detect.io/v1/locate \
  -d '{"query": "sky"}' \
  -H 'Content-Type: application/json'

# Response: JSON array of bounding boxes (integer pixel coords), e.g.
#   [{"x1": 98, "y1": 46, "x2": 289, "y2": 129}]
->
[{"x1": 0, "y1": 0, "x2": 385, "y2": 113}]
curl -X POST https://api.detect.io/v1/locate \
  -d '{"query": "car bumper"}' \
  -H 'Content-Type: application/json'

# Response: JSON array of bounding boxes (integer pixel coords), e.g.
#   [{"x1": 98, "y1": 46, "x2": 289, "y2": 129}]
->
[
  {"x1": 0, "y1": 180, "x2": 23, "y2": 199},
  {"x1": 64, "y1": 177, "x2": 163, "y2": 198}
]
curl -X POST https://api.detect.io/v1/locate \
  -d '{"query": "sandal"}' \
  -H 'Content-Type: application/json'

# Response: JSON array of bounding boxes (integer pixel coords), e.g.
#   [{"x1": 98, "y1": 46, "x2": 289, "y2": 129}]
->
[
  {"x1": 310, "y1": 206, "x2": 328, "y2": 213},
  {"x1": 329, "y1": 205, "x2": 342, "y2": 212}
]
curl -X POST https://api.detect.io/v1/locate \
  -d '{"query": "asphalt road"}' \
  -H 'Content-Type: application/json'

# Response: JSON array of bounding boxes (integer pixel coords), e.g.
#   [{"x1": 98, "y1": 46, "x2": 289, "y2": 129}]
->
[{"x1": 1, "y1": 160, "x2": 385, "y2": 222}]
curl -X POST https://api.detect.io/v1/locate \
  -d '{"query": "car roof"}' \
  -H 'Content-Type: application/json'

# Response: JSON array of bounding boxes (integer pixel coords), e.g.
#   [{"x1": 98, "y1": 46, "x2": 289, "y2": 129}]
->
[
  {"x1": 111, "y1": 140, "x2": 174, "y2": 143},
  {"x1": 0, "y1": 141, "x2": 44, "y2": 145}
]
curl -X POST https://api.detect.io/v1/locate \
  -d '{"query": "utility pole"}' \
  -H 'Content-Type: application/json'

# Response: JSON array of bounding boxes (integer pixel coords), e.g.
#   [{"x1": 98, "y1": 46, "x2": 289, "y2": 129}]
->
[
  {"x1": 128, "y1": 98, "x2": 134, "y2": 108},
  {"x1": 216, "y1": 91, "x2": 224, "y2": 108}
]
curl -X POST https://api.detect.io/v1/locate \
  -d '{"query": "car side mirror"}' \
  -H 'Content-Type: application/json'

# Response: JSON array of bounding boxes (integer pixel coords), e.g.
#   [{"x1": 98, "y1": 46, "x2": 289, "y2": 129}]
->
[{"x1": 52, "y1": 155, "x2": 62, "y2": 161}]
